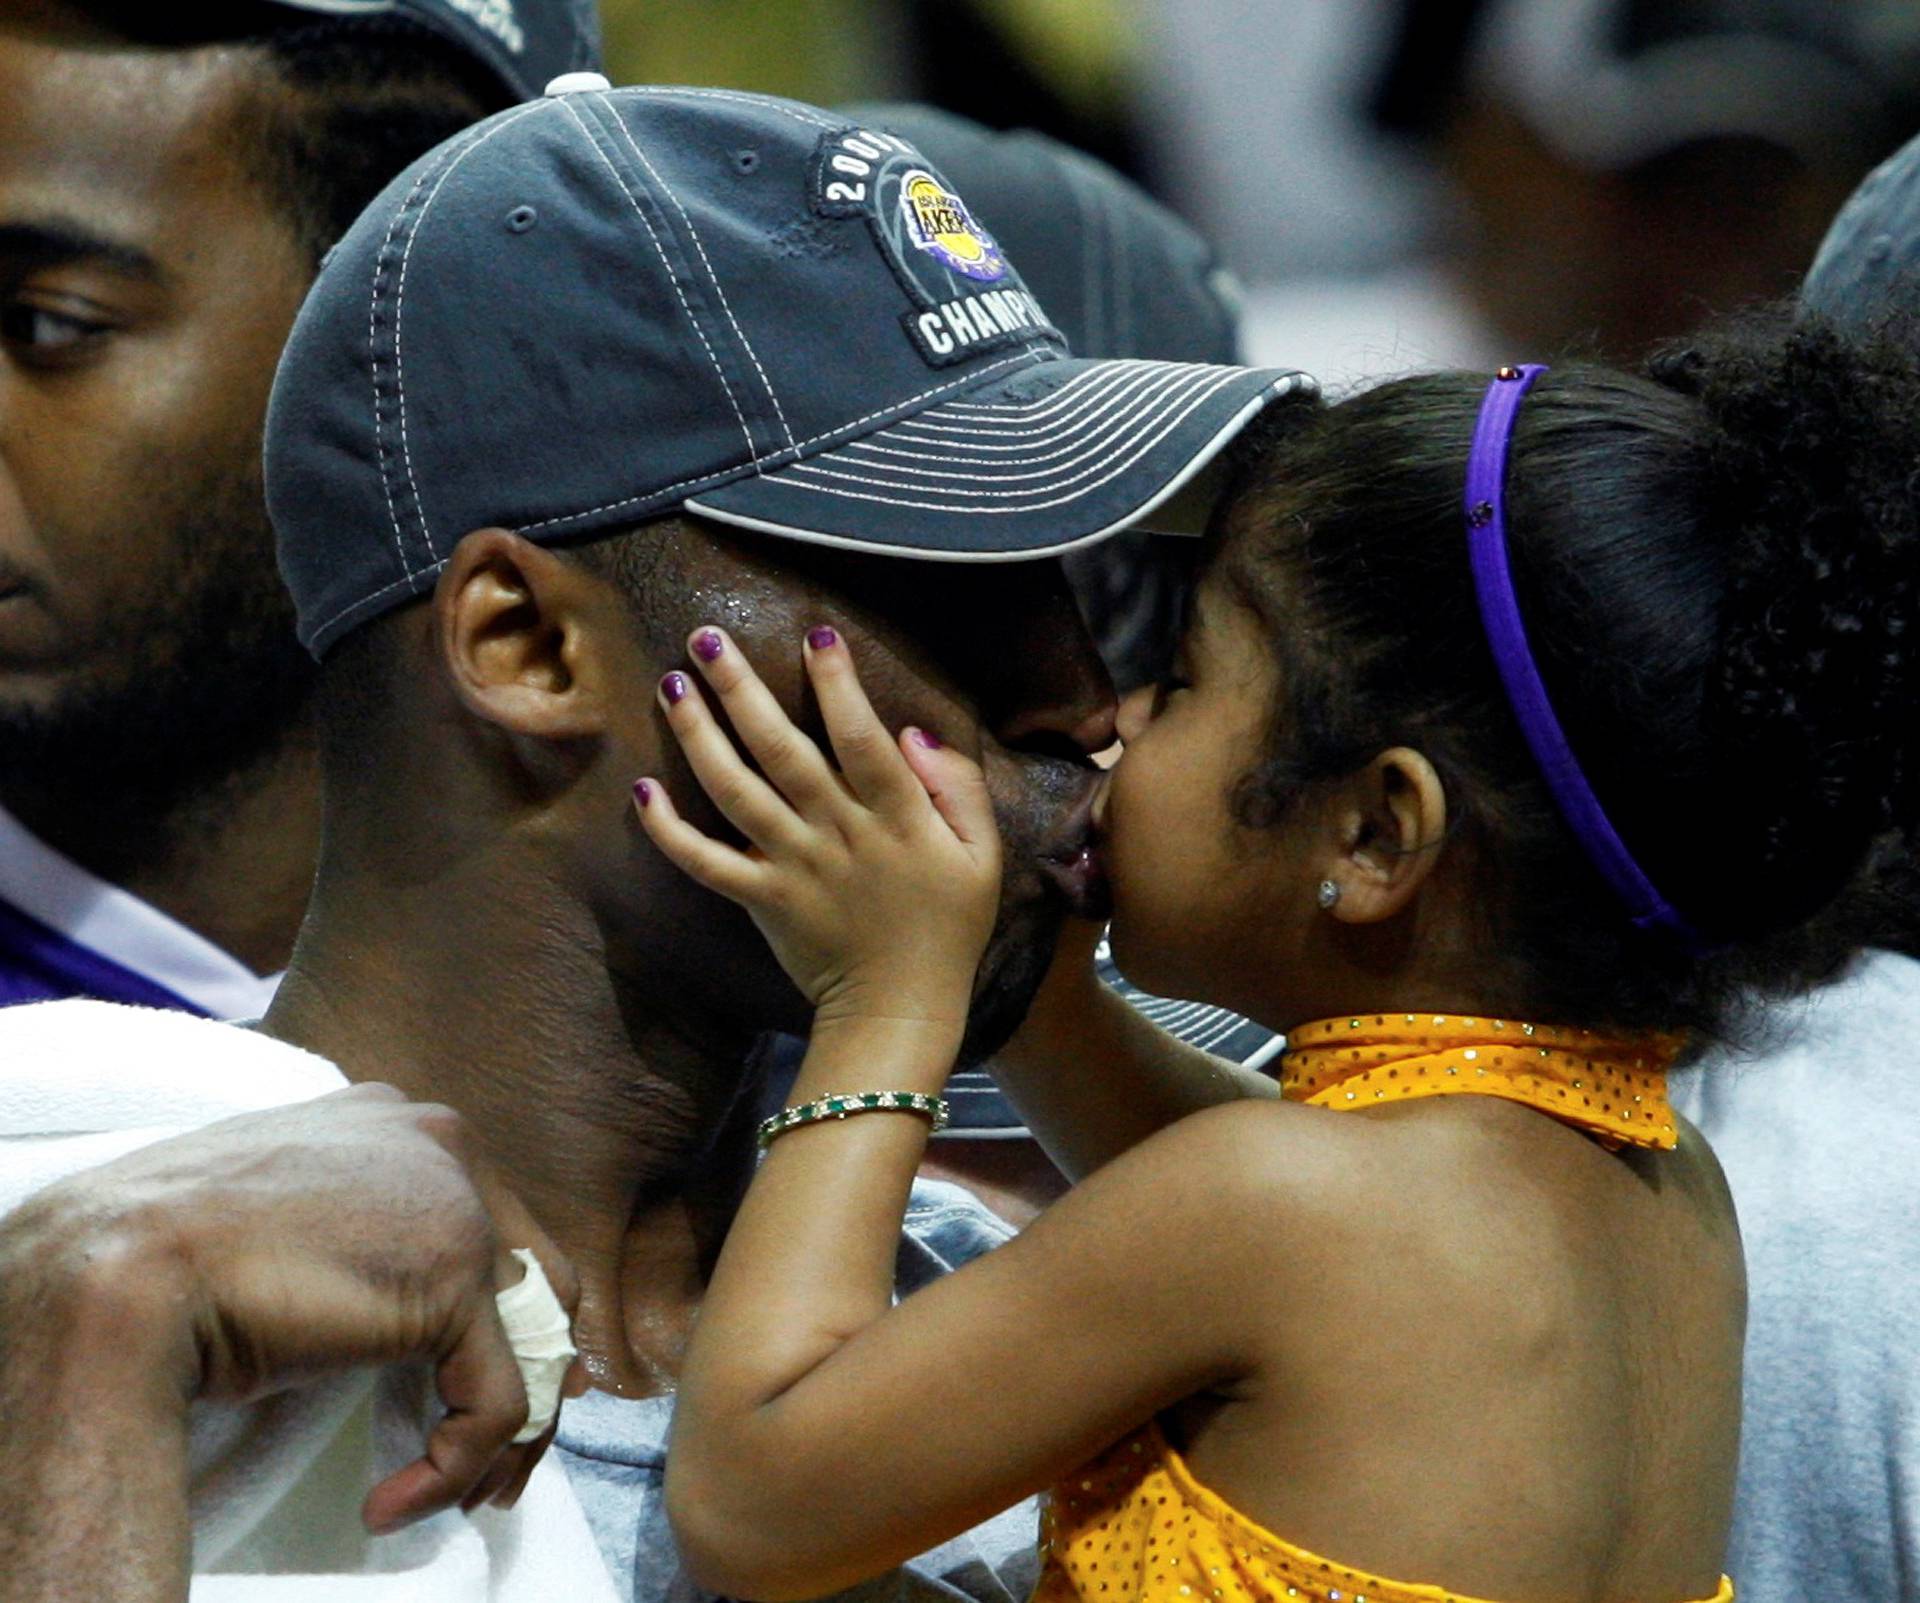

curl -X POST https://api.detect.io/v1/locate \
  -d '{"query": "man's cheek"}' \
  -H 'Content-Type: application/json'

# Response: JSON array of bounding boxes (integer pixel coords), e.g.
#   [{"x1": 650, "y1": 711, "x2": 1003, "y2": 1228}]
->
[{"x1": 981, "y1": 752, "x2": 1043, "y2": 857}]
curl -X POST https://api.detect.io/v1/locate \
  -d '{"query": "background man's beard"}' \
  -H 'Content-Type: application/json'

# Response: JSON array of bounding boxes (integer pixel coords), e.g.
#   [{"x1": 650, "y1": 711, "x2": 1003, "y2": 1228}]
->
[{"x1": 0, "y1": 470, "x2": 316, "y2": 884}]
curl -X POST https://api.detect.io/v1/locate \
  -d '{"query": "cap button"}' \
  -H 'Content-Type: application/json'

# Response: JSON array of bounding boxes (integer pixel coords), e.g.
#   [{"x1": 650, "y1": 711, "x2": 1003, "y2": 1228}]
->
[{"x1": 545, "y1": 71, "x2": 612, "y2": 96}]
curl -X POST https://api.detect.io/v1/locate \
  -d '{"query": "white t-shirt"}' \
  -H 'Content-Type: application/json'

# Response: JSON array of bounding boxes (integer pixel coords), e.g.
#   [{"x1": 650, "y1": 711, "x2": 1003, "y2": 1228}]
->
[
  {"x1": 0, "y1": 998, "x2": 612, "y2": 1603},
  {"x1": 1669, "y1": 950, "x2": 1920, "y2": 1603}
]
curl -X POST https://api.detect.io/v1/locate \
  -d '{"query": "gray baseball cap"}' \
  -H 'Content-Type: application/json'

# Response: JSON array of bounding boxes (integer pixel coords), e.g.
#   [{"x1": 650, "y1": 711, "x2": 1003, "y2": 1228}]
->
[
  {"x1": 256, "y1": 0, "x2": 600, "y2": 104},
  {"x1": 265, "y1": 81, "x2": 1313, "y2": 657},
  {"x1": 1802, "y1": 129, "x2": 1920, "y2": 327}
]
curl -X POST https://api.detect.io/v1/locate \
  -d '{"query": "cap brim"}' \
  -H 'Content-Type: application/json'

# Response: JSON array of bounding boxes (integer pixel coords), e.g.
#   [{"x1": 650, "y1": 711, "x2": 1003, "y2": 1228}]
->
[
  {"x1": 1093, "y1": 949, "x2": 1283, "y2": 1072},
  {"x1": 934, "y1": 956, "x2": 1282, "y2": 1138},
  {"x1": 685, "y1": 357, "x2": 1314, "y2": 560}
]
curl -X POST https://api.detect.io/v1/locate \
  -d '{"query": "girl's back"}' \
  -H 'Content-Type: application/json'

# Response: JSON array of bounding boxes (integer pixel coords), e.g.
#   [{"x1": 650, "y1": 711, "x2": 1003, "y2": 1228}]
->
[{"x1": 1161, "y1": 1096, "x2": 1742, "y2": 1602}]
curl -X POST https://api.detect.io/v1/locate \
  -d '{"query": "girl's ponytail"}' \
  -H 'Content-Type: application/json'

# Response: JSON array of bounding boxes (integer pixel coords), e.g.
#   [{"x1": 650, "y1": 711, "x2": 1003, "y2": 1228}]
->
[{"x1": 1653, "y1": 317, "x2": 1920, "y2": 949}]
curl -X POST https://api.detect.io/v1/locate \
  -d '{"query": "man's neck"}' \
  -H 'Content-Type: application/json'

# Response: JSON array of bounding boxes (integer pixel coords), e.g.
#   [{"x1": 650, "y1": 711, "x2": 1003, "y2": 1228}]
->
[
  {"x1": 0, "y1": 721, "x2": 321, "y2": 978},
  {"x1": 260, "y1": 864, "x2": 762, "y2": 1398}
]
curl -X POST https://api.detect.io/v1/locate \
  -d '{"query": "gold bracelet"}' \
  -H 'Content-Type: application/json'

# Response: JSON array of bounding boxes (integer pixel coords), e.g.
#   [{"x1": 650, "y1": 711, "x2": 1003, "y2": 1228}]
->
[{"x1": 757, "y1": 1091, "x2": 950, "y2": 1151}]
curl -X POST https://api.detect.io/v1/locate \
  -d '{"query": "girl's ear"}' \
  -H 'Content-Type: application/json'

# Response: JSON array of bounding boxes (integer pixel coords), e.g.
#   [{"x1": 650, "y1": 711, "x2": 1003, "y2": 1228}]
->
[{"x1": 1317, "y1": 747, "x2": 1448, "y2": 925}]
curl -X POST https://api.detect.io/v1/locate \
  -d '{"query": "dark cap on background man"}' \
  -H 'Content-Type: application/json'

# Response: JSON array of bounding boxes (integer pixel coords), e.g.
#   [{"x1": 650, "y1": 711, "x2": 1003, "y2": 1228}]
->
[
  {"x1": 1802, "y1": 129, "x2": 1920, "y2": 328},
  {"x1": 80, "y1": 0, "x2": 600, "y2": 106},
  {"x1": 254, "y1": 0, "x2": 600, "y2": 103},
  {"x1": 265, "y1": 80, "x2": 1311, "y2": 657}
]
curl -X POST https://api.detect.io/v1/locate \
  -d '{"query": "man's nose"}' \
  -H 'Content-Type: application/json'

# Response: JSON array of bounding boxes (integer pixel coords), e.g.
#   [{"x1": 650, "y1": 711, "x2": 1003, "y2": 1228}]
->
[
  {"x1": 984, "y1": 603, "x2": 1118, "y2": 757},
  {"x1": 994, "y1": 670, "x2": 1118, "y2": 756}
]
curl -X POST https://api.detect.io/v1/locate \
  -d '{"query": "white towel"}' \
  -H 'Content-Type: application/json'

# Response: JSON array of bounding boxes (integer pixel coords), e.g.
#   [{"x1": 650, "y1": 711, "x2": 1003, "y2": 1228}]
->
[{"x1": 0, "y1": 999, "x2": 618, "y2": 1603}]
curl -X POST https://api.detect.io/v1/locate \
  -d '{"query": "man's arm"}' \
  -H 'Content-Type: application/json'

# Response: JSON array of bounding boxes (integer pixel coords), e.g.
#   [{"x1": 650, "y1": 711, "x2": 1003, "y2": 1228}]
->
[
  {"x1": 0, "y1": 1191, "x2": 196, "y2": 1603},
  {"x1": 0, "y1": 1085, "x2": 578, "y2": 1603}
]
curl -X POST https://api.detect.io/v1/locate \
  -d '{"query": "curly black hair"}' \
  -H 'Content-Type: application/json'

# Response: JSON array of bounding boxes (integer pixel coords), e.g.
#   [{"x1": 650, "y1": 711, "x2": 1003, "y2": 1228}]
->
[{"x1": 1214, "y1": 307, "x2": 1920, "y2": 1046}]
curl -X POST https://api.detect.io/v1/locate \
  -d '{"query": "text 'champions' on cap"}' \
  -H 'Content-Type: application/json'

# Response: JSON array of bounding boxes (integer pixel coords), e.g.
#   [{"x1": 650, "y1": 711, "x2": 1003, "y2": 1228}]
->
[{"x1": 266, "y1": 82, "x2": 1315, "y2": 657}]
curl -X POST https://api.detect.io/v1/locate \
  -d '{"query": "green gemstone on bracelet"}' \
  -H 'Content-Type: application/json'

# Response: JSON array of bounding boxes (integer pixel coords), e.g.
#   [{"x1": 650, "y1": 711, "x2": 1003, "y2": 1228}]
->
[{"x1": 755, "y1": 1090, "x2": 952, "y2": 1150}]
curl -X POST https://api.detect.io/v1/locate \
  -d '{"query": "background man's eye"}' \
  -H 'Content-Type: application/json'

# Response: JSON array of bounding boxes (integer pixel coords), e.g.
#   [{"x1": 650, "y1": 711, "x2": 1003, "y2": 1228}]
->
[{"x1": 1, "y1": 302, "x2": 112, "y2": 355}]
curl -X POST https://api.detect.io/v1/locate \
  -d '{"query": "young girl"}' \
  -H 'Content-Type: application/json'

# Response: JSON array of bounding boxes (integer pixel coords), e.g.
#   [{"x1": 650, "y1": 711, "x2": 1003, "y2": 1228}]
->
[{"x1": 633, "y1": 313, "x2": 1919, "y2": 1603}]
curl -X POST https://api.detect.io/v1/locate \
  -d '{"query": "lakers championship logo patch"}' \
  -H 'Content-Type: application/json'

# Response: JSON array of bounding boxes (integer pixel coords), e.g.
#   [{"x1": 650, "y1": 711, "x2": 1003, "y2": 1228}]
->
[
  {"x1": 898, "y1": 170, "x2": 1007, "y2": 283},
  {"x1": 811, "y1": 126, "x2": 1063, "y2": 367}
]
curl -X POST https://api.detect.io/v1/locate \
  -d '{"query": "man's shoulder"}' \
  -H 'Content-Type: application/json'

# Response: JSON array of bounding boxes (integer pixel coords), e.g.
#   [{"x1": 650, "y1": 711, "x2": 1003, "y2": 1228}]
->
[
  {"x1": 1674, "y1": 950, "x2": 1920, "y2": 1250},
  {"x1": 0, "y1": 1000, "x2": 344, "y2": 1137},
  {"x1": 1676, "y1": 950, "x2": 1920, "y2": 1120}
]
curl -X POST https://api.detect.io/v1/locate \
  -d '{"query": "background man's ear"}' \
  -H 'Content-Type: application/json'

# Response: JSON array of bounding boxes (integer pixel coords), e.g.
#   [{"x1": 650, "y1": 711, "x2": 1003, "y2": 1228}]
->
[
  {"x1": 1319, "y1": 747, "x2": 1448, "y2": 925},
  {"x1": 434, "y1": 528, "x2": 610, "y2": 739}
]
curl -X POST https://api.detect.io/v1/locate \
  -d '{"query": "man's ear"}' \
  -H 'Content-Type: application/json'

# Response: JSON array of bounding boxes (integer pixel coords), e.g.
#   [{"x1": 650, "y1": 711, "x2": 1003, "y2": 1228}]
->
[
  {"x1": 433, "y1": 528, "x2": 612, "y2": 739},
  {"x1": 1319, "y1": 747, "x2": 1448, "y2": 925}
]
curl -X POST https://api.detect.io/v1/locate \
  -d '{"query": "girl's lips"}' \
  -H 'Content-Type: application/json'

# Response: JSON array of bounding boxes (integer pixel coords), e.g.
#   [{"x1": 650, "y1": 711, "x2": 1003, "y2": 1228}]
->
[{"x1": 1088, "y1": 770, "x2": 1113, "y2": 833}]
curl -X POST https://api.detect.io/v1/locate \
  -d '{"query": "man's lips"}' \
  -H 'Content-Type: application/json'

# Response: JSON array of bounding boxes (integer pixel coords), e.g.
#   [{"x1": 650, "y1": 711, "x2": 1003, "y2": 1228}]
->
[
  {"x1": 1039, "y1": 841, "x2": 1110, "y2": 920},
  {"x1": 1035, "y1": 779, "x2": 1111, "y2": 920}
]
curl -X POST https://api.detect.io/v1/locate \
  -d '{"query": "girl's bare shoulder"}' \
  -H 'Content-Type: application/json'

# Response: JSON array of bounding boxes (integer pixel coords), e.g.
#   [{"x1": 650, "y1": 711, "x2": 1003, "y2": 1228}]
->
[{"x1": 1088, "y1": 1091, "x2": 1740, "y2": 1336}]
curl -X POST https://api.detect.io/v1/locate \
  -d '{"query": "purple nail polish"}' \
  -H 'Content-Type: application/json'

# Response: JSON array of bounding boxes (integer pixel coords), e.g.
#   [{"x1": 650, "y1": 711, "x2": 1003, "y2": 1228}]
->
[
  {"x1": 911, "y1": 728, "x2": 943, "y2": 750},
  {"x1": 692, "y1": 629, "x2": 724, "y2": 663},
  {"x1": 807, "y1": 625, "x2": 838, "y2": 651},
  {"x1": 661, "y1": 671, "x2": 689, "y2": 705},
  {"x1": 633, "y1": 779, "x2": 654, "y2": 808}
]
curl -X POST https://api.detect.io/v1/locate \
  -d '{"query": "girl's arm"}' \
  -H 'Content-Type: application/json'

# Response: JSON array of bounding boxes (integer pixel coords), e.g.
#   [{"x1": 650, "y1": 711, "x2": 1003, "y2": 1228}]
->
[
  {"x1": 987, "y1": 918, "x2": 1279, "y2": 1184},
  {"x1": 635, "y1": 628, "x2": 1296, "y2": 1601}
]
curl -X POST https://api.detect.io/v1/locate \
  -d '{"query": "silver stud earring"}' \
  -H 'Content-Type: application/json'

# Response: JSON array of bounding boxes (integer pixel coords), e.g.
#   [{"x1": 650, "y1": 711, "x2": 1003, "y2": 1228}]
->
[{"x1": 1316, "y1": 879, "x2": 1341, "y2": 910}]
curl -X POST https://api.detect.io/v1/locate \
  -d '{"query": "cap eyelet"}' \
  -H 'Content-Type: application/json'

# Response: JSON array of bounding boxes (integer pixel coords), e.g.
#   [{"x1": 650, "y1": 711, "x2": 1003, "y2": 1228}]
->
[
  {"x1": 506, "y1": 205, "x2": 538, "y2": 234},
  {"x1": 731, "y1": 149, "x2": 761, "y2": 175}
]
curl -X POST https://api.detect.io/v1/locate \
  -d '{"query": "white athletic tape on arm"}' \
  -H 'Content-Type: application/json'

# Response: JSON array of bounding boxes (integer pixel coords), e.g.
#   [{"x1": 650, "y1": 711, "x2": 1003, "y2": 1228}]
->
[{"x1": 494, "y1": 1248, "x2": 578, "y2": 1444}]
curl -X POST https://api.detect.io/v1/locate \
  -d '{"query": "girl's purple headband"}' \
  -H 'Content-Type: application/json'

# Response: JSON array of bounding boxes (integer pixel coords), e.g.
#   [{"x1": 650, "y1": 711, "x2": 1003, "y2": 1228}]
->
[{"x1": 1465, "y1": 364, "x2": 1708, "y2": 952}]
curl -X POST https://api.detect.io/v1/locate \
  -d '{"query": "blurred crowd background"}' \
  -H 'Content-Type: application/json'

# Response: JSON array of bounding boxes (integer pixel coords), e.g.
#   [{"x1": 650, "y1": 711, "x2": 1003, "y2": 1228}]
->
[{"x1": 599, "y1": 0, "x2": 1920, "y2": 388}]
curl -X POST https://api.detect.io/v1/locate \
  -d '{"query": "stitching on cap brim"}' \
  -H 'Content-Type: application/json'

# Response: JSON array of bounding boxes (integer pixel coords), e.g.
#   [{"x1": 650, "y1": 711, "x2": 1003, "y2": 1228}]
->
[{"x1": 685, "y1": 371, "x2": 1311, "y2": 561}]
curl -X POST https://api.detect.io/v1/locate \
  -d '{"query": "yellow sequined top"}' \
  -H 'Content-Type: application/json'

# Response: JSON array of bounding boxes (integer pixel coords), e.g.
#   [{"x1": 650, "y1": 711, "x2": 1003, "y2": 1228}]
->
[
  {"x1": 1032, "y1": 1015, "x2": 1733, "y2": 1603},
  {"x1": 1036, "y1": 1423, "x2": 1732, "y2": 1603}
]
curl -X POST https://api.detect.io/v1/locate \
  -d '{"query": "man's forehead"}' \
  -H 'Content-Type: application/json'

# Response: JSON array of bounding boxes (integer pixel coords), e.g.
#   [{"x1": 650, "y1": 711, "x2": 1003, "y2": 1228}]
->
[
  {"x1": 0, "y1": 20, "x2": 266, "y2": 246},
  {"x1": 683, "y1": 518, "x2": 1065, "y2": 623}
]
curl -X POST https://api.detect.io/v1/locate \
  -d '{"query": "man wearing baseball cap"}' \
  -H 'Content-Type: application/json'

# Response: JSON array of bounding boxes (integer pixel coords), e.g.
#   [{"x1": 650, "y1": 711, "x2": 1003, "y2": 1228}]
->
[
  {"x1": 0, "y1": 80, "x2": 1309, "y2": 1599},
  {"x1": 0, "y1": 0, "x2": 597, "y2": 1019},
  {"x1": 820, "y1": 104, "x2": 1282, "y2": 1224},
  {"x1": 1661, "y1": 131, "x2": 1920, "y2": 1602}
]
